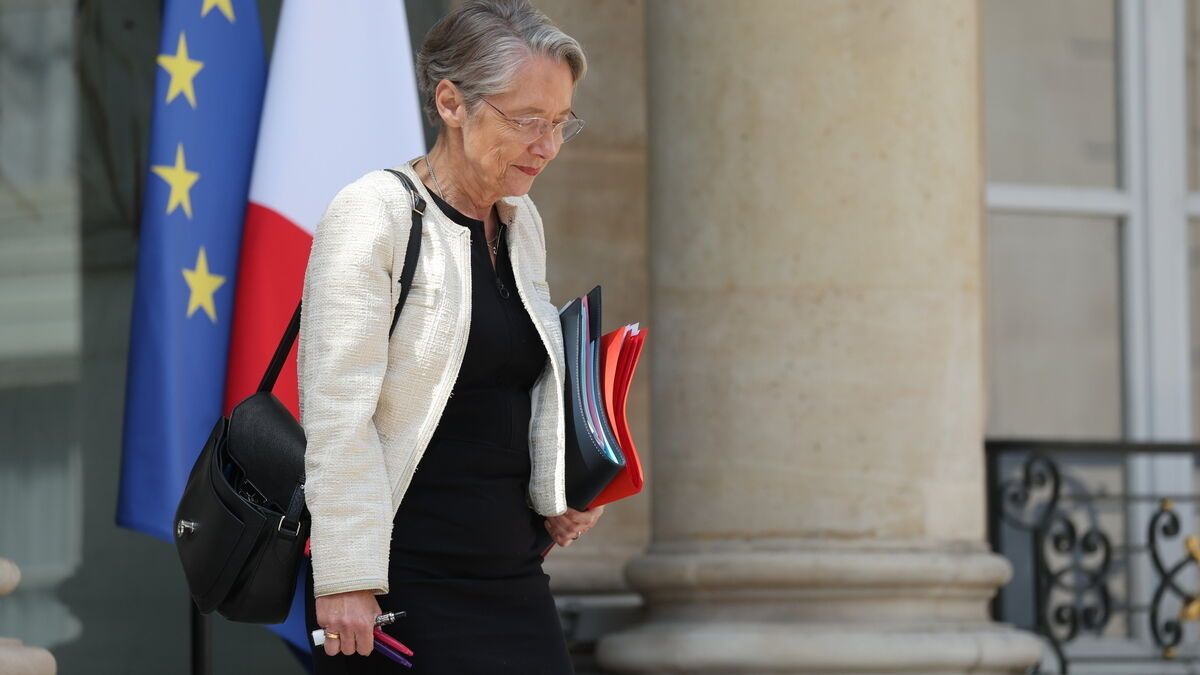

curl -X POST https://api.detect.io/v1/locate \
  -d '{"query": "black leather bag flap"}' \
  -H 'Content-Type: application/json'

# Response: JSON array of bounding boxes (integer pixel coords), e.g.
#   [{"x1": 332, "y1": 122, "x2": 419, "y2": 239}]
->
[
  {"x1": 175, "y1": 417, "x2": 269, "y2": 612},
  {"x1": 226, "y1": 392, "x2": 307, "y2": 511}
]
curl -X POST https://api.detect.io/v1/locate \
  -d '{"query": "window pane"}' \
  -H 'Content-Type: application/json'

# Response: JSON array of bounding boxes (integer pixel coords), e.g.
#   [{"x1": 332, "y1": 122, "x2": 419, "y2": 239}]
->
[
  {"x1": 1188, "y1": 0, "x2": 1200, "y2": 191},
  {"x1": 983, "y1": 0, "x2": 1119, "y2": 187},
  {"x1": 985, "y1": 213, "x2": 1123, "y2": 438},
  {"x1": 0, "y1": 0, "x2": 82, "y2": 658},
  {"x1": 1190, "y1": 220, "x2": 1200, "y2": 429}
]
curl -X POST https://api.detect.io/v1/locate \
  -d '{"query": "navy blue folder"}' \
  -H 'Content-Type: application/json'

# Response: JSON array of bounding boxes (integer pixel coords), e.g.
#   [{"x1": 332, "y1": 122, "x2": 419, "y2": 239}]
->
[{"x1": 559, "y1": 285, "x2": 626, "y2": 510}]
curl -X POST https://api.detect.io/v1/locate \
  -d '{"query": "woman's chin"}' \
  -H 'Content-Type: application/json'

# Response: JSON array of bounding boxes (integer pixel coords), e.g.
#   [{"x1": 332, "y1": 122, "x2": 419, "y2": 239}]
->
[{"x1": 503, "y1": 174, "x2": 537, "y2": 197}]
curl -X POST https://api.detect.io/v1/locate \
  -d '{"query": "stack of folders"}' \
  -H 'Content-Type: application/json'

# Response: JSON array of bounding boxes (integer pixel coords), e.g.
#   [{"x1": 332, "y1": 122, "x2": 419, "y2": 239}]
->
[{"x1": 558, "y1": 285, "x2": 647, "y2": 512}]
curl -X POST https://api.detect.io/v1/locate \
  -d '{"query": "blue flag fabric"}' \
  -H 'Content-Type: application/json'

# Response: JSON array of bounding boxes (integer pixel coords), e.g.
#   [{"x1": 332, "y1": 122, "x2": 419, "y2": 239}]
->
[
  {"x1": 117, "y1": 0, "x2": 310, "y2": 665},
  {"x1": 118, "y1": 0, "x2": 265, "y2": 541}
]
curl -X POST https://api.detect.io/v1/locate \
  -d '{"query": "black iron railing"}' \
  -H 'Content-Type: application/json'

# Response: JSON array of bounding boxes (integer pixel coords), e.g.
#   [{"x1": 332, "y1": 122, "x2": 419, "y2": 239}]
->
[{"x1": 986, "y1": 440, "x2": 1200, "y2": 674}]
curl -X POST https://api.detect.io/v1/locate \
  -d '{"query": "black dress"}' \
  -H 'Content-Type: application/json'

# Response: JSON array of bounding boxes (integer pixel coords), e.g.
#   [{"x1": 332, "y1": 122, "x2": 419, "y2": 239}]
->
[{"x1": 304, "y1": 191, "x2": 573, "y2": 674}]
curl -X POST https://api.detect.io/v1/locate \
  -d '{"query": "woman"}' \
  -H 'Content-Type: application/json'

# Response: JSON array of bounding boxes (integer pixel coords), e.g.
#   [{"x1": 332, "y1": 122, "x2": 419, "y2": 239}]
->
[{"x1": 298, "y1": 1, "x2": 602, "y2": 672}]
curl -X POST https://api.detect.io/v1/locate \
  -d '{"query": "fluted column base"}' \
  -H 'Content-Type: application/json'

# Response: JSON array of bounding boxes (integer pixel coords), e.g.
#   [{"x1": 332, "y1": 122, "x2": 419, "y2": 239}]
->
[{"x1": 596, "y1": 540, "x2": 1041, "y2": 674}]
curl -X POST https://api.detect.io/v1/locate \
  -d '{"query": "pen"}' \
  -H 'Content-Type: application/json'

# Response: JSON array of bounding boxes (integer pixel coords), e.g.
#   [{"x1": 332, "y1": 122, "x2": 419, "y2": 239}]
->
[
  {"x1": 372, "y1": 638, "x2": 413, "y2": 668},
  {"x1": 374, "y1": 627, "x2": 415, "y2": 657}
]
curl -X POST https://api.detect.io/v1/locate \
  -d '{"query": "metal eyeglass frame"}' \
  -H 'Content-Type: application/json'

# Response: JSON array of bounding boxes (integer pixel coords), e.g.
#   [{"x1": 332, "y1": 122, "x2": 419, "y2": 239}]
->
[{"x1": 479, "y1": 97, "x2": 585, "y2": 144}]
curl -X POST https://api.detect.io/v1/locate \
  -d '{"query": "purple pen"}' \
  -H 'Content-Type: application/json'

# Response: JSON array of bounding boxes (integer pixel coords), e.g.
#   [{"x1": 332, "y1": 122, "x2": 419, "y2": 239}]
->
[{"x1": 373, "y1": 637, "x2": 413, "y2": 669}]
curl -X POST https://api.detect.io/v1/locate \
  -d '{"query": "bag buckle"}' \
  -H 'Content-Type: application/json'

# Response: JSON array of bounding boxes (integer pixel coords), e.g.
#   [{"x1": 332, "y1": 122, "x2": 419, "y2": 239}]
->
[{"x1": 277, "y1": 516, "x2": 301, "y2": 538}]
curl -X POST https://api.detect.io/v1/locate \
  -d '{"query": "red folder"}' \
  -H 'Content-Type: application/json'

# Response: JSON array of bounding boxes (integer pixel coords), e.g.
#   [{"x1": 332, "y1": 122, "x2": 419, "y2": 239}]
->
[
  {"x1": 538, "y1": 285, "x2": 649, "y2": 557},
  {"x1": 589, "y1": 325, "x2": 646, "y2": 508}
]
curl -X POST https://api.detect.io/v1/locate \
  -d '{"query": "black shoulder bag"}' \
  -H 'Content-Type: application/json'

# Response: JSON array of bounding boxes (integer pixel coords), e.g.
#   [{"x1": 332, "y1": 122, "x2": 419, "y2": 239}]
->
[{"x1": 173, "y1": 169, "x2": 426, "y2": 623}]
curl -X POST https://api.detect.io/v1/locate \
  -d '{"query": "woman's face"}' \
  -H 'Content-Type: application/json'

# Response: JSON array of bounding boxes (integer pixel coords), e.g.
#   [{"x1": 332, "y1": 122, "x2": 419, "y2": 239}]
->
[{"x1": 458, "y1": 55, "x2": 575, "y2": 198}]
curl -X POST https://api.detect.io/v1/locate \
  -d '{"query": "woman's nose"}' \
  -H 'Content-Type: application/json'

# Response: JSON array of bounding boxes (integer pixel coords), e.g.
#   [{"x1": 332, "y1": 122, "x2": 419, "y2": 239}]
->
[{"x1": 529, "y1": 132, "x2": 561, "y2": 162}]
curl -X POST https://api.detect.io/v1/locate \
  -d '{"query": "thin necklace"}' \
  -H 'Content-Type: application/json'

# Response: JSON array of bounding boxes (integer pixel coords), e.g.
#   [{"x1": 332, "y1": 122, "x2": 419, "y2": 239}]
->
[{"x1": 424, "y1": 155, "x2": 503, "y2": 255}]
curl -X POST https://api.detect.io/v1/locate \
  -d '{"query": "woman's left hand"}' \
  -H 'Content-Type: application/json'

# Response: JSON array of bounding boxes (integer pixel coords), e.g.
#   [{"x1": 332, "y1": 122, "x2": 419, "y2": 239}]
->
[{"x1": 545, "y1": 505, "x2": 604, "y2": 547}]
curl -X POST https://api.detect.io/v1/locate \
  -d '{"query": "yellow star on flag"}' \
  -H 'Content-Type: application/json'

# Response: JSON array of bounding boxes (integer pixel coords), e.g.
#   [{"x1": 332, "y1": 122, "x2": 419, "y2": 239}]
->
[
  {"x1": 151, "y1": 143, "x2": 200, "y2": 219},
  {"x1": 157, "y1": 32, "x2": 204, "y2": 108},
  {"x1": 183, "y1": 247, "x2": 226, "y2": 322},
  {"x1": 201, "y1": 0, "x2": 235, "y2": 22}
]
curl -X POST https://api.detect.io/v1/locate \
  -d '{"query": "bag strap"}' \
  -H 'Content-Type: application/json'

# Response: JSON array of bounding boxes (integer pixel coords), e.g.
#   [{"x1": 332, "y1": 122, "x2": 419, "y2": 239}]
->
[
  {"x1": 383, "y1": 169, "x2": 427, "y2": 336},
  {"x1": 257, "y1": 168, "x2": 427, "y2": 394},
  {"x1": 278, "y1": 483, "x2": 307, "y2": 538}
]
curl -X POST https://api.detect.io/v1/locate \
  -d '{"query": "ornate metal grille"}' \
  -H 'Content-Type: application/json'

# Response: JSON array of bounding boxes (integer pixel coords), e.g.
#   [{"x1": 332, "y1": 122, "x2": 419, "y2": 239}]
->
[{"x1": 987, "y1": 440, "x2": 1200, "y2": 674}]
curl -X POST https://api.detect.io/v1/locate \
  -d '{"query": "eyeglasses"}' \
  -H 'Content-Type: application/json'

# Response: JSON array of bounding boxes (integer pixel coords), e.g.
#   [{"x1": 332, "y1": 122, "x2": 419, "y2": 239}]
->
[{"x1": 479, "y1": 98, "x2": 585, "y2": 145}]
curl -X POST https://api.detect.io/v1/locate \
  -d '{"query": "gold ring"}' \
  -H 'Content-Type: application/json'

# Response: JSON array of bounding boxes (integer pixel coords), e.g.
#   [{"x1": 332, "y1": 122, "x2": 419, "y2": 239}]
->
[{"x1": 324, "y1": 631, "x2": 341, "y2": 640}]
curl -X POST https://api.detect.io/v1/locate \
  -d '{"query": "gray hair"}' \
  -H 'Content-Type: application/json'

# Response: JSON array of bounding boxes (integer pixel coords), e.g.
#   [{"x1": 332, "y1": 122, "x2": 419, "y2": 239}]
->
[{"x1": 416, "y1": 0, "x2": 587, "y2": 127}]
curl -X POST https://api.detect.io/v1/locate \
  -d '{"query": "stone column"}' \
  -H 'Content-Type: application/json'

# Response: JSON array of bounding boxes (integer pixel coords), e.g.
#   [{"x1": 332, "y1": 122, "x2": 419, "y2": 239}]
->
[
  {"x1": 0, "y1": 559, "x2": 56, "y2": 675},
  {"x1": 531, "y1": 0, "x2": 651, "y2": 593},
  {"x1": 597, "y1": 1, "x2": 1041, "y2": 672}
]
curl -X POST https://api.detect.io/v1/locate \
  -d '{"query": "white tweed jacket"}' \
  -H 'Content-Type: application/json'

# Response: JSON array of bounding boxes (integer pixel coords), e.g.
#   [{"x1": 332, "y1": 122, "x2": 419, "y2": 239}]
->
[{"x1": 297, "y1": 159, "x2": 567, "y2": 598}]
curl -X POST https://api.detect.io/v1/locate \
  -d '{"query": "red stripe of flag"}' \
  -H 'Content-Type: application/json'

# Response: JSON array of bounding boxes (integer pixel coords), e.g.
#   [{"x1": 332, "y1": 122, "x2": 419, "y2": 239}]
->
[{"x1": 223, "y1": 202, "x2": 312, "y2": 417}]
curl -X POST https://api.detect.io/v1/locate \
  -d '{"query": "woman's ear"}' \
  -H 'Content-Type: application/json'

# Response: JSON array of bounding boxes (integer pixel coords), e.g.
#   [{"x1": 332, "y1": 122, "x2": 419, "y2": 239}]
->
[{"x1": 434, "y1": 79, "x2": 466, "y2": 129}]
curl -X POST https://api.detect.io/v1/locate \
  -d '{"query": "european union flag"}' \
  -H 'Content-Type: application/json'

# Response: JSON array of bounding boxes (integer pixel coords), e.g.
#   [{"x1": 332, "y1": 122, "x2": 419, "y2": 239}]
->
[
  {"x1": 118, "y1": 0, "x2": 309, "y2": 665},
  {"x1": 119, "y1": 0, "x2": 264, "y2": 550}
]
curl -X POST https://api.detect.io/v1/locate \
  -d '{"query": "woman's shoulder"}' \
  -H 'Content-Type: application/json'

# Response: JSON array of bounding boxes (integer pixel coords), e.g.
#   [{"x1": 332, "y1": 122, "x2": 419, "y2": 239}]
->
[
  {"x1": 318, "y1": 171, "x2": 385, "y2": 226},
  {"x1": 324, "y1": 169, "x2": 416, "y2": 215},
  {"x1": 314, "y1": 168, "x2": 421, "y2": 241}
]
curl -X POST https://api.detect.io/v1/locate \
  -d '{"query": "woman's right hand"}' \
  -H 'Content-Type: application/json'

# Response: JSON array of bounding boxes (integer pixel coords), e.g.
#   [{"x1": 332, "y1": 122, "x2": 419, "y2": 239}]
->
[{"x1": 315, "y1": 589, "x2": 382, "y2": 657}]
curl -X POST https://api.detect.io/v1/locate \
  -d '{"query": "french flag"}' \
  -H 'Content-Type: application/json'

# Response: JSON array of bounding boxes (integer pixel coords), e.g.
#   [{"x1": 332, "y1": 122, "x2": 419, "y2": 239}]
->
[{"x1": 223, "y1": 1, "x2": 426, "y2": 656}]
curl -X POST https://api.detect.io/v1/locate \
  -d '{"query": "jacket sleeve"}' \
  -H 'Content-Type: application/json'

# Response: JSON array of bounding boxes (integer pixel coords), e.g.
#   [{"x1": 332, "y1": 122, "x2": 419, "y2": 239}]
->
[
  {"x1": 298, "y1": 176, "x2": 396, "y2": 598},
  {"x1": 521, "y1": 195, "x2": 569, "y2": 516}
]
